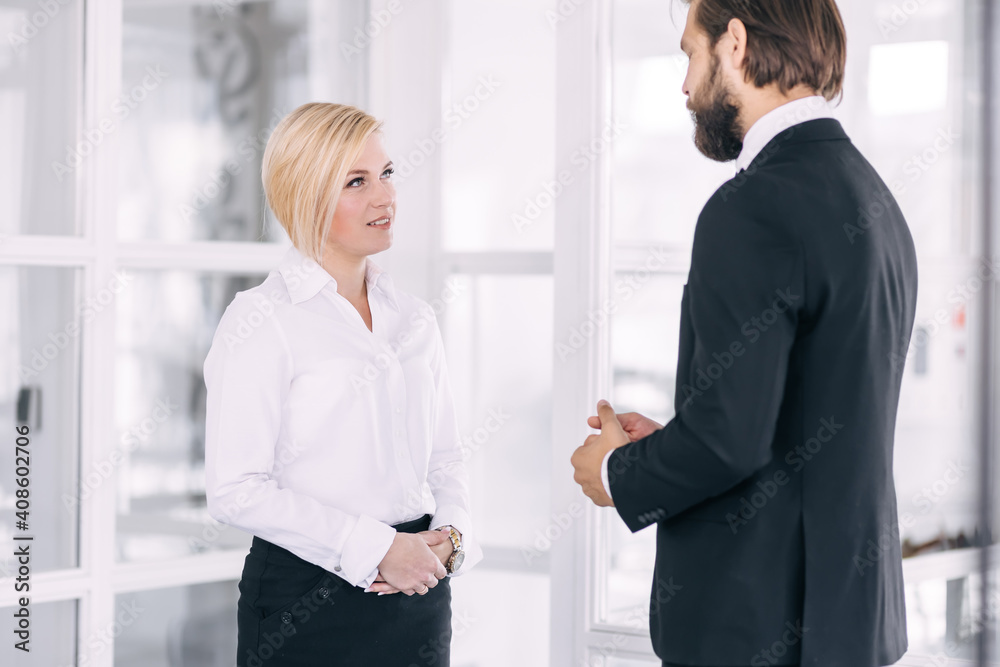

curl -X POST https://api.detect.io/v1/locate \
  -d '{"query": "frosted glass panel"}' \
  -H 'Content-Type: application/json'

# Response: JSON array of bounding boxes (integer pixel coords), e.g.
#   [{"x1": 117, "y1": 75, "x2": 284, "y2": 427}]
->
[
  {"x1": 0, "y1": 0, "x2": 82, "y2": 236},
  {"x1": 114, "y1": 580, "x2": 238, "y2": 666},
  {"x1": 0, "y1": 598, "x2": 76, "y2": 666},
  {"x1": 115, "y1": 270, "x2": 264, "y2": 562},
  {"x1": 119, "y1": 0, "x2": 368, "y2": 242},
  {"x1": 442, "y1": 274, "x2": 554, "y2": 551},
  {"x1": 440, "y1": 0, "x2": 557, "y2": 251},
  {"x1": 0, "y1": 266, "x2": 80, "y2": 574}
]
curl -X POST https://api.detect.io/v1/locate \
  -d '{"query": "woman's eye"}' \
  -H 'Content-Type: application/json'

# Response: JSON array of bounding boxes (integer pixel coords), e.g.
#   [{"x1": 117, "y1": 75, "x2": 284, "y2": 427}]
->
[
  {"x1": 347, "y1": 177, "x2": 364, "y2": 188},
  {"x1": 381, "y1": 167, "x2": 394, "y2": 179}
]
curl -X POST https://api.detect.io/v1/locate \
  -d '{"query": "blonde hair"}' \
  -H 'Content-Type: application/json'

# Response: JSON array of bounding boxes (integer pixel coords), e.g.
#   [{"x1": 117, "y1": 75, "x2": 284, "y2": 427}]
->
[{"x1": 262, "y1": 103, "x2": 384, "y2": 262}]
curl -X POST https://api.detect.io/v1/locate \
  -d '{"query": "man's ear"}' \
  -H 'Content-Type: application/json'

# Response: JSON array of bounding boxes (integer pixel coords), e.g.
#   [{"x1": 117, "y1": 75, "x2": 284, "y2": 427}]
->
[{"x1": 724, "y1": 17, "x2": 749, "y2": 76}]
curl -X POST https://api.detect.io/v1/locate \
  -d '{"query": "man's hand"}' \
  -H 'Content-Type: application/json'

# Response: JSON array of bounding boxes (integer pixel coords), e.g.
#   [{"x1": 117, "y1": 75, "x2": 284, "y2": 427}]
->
[
  {"x1": 571, "y1": 400, "x2": 631, "y2": 507},
  {"x1": 365, "y1": 532, "x2": 447, "y2": 596},
  {"x1": 587, "y1": 411, "x2": 662, "y2": 442}
]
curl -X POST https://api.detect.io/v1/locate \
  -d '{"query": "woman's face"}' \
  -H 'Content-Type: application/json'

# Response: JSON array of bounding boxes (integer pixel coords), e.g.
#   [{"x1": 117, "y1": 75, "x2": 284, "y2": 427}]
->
[{"x1": 324, "y1": 134, "x2": 395, "y2": 261}]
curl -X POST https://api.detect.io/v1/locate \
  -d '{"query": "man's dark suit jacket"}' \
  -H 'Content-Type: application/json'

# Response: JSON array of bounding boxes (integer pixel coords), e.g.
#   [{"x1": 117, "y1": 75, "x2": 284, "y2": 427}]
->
[{"x1": 608, "y1": 118, "x2": 917, "y2": 667}]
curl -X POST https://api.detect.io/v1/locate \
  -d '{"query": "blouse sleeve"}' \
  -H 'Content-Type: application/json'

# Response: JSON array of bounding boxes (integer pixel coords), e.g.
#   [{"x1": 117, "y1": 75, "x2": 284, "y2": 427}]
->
[{"x1": 203, "y1": 291, "x2": 396, "y2": 589}]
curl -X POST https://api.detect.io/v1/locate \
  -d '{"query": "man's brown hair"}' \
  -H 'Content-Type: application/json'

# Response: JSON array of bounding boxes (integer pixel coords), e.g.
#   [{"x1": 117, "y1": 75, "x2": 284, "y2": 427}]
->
[{"x1": 684, "y1": 0, "x2": 847, "y2": 101}]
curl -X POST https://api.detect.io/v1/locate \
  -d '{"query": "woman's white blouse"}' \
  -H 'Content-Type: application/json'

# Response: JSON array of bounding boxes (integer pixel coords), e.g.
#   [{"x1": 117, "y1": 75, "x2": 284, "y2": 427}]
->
[{"x1": 203, "y1": 245, "x2": 482, "y2": 589}]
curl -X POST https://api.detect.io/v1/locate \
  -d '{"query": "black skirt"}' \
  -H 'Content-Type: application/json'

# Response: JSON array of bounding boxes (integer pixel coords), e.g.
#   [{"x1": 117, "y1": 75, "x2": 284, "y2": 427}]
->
[{"x1": 236, "y1": 513, "x2": 451, "y2": 667}]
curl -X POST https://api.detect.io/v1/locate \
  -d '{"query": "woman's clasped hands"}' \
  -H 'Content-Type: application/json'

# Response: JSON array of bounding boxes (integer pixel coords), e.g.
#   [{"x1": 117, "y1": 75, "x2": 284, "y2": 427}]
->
[{"x1": 366, "y1": 528, "x2": 453, "y2": 596}]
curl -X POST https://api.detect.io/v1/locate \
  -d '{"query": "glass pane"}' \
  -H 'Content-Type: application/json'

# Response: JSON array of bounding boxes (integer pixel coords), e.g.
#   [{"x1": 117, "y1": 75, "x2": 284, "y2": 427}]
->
[
  {"x1": 905, "y1": 573, "x2": 987, "y2": 659},
  {"x1": 0, "y1": 598, "x2": 76, "y2": 665},
  {"x1": 605, "y1": 273, "x2": 683, "y2": 627},
  {"x1": 119, "y1": 0, "x2": 369, "y2": 242},
  {"x1": 0, "y1": 266, "x2": 80, "y2": 573},
  {"x1": 894, "y1": 262, "x2": 978, "y2": 555},
  {"x1": 830, "y1": 5, "x2": 982, "y2": 554},
  {"x1": 611, "y1": 0, "x2": 732, "y2": 247},
  {"x1": 451, "y1": 569, "x2": 550, "y2": 667},
  {"x1": 113, "y1": 580, "x2": 238, "y2": 666},
  {"x1": 115, "y1": 270, "x2": 264, "y2": 562},
  {"x1": 0, "y1": 0, "x2": 82, "y2": 236},
  {"x1": 440, "y1": 0, "x2": 556, "y2": 251},
  {"x1": 441, "y1": 275, "x2": 553, "y2": 550}
]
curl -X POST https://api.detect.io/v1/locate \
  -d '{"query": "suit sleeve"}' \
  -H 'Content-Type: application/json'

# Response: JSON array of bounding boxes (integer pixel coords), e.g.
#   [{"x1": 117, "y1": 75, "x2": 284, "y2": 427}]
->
[{"x1": 608, "y1": 192, "x2": 804, "y2": 532}]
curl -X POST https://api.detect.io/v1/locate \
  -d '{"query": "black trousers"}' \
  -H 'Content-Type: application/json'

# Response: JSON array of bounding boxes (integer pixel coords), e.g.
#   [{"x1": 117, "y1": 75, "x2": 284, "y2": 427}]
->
[{"x1": 237, "y1": 514, "x2": 451, "y2": 667}]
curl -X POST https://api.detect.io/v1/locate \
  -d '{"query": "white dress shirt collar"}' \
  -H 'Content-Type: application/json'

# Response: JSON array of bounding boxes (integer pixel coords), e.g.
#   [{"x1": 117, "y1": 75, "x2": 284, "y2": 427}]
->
[
  {"x1": 734, "y1": 95, "x2": 834, "y2": 173},
  {"x1": 277, "y1": 244, "x2": 399, "y2": 311}
]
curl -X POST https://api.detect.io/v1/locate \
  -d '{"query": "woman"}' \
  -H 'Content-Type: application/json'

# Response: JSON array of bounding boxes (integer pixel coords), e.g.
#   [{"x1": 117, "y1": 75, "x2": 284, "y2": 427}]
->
[{"x1": 203, "y1": 102, "x2": 482, "y2": 666}]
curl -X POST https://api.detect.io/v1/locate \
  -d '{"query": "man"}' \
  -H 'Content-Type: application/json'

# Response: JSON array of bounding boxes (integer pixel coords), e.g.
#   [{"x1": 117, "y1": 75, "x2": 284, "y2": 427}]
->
[{"x1": 570, "y1": 1, "x2": 917, "y2": 666}]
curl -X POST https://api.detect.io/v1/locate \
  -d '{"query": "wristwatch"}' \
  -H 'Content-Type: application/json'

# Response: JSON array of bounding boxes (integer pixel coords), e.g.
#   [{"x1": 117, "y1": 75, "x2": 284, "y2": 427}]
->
[{"x1": 441, "y1": 525, "x2": 465, "y2": 574}]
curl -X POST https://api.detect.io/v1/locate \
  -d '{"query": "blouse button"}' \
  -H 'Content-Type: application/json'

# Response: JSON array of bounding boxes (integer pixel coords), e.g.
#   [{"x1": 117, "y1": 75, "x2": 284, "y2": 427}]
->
[
  {"x1": 280, "y1": 612, "x2": 292, "y2": 624},
  {"x1": 334, "y1": 565, "x2": 342, "y2": 572},
  {"x1": 318, "y1": 587, "x2": 330, "y2": 599}
]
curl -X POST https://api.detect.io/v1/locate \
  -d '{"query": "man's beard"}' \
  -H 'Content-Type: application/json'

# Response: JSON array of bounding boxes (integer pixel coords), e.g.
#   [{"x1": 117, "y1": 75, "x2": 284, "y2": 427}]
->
[{"x1": 688, "y1": 57, "x2": 744, "y2": 163}]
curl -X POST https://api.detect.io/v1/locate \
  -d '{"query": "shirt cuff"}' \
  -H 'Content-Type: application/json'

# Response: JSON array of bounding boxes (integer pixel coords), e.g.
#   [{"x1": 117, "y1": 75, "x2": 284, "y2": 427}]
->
[
  {"x1": 337, "y1": 514, "x2": 396, "y2": 588},
  {"x1": 601, "y1": 449, "x2": 615, "y2": 502},
  {"x1": 430, "y1": 506, "x2": 482, "y2": 576}
]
